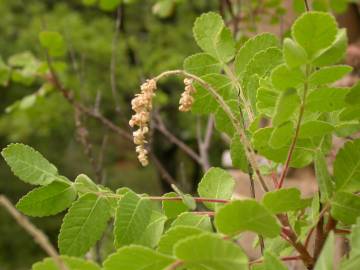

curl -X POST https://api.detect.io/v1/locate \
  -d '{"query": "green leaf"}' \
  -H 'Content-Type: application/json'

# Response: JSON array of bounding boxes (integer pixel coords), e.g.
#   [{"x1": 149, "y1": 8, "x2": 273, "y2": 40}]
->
[
  {"x1": 214, "y1": 99, "x2": 239, "y2": 136},
  {"x1": 235, "y1": 33, "x2": 279, "y2": 78},
  {"x1": 298, "y1": 120, "x2": 334, "y2": 139},
  {"x1": 103, "y1": 245, "x2": 174, "y2": 270},
  {"x1": 345, "y1": 81, "x2": 360, "y2": 106},
  {"x1": 32, "y1": 256, "x2": 100, "y2": 270},
  {"x1": 174, "y1": 234, "x2": 248, "y2": 270},
  {"x1": 263, "y1": 251, "x2": 287, "y2": 270},
  {"x1": 313, "y1": 29, "x2": 348, "y2": 67},
  {"x1": 230, "y1": 134, "x2": 248, "y2": 172},
  {"x1": 82, "y1": 0, "x2": 97, "y2": 6},
  {"x1": 334, "y1": 139, "x2": 360, "y2": 192},
  {"x1": 114, "y1": 191, "x2": 152, "y2": 248},
  {"x1": 340, "y1": 106, "x2": 360, "y2": 121},
  {"x1": 283, "y1": 37, "x2": 308, "y2": 68},
  {"x1": 314, "y1": 232, "x2": 334, "y2": 270},
  {"x1": 74, "y1": 174, "x2": 99, "y2": 194},
  {"x1": 292, "y1": 12, "x2": 338, "y2": 58},
  {"x1": 271, "y1": 64, "x2": 305, "y2": 91},
  {"x1": 197, "y1": 167, "x2": 235, "y2": 211},
  {"x1": 262, "y1": 188, "x2": 303, "y2": 214},
  {"x1": 192, "y1": 74, "x2": 235, "y2": 114},
  {"x1": 157, "y1": 226, "x2": 204, "y2": 255},
  {"x1": 309, "y1": 65, "x2": 352, "y2": 86},
  {"x1": 58, "y1": 193, "x2": 111, "y2": 256},
  {"x1": 331, "y1": 192, "x2": 360, "y2": 224},
  {"x1": 341, "y1": 255, "x2": 360, "y2": 270},
  {"x1": 162, "y1": 192, "x2": 188, "y2": 219},
  {"x1": 8, "y1": 51, "x2": 37, "y2": 67},
  {"x1": 16, "y1": 181, "x2": 77, "y2": 217},
  {"x1": 306, "y1": 87, "x2": 349, "y2": 113},
  {"x1": 171, "y1": 184, "x2": 196, "y2": 210},
  {"x1": 99, "y1": 0, "x2": 121, "y2": 11},
  {"x1": 152, "y1": 0, "x2": 176, "y2": 18},
  {"x1": 192, "y1": 12, "x2": 235, "y2": 63},
  {"x1": 39, "y1": 31, "x2": 66, "y2": 57},
  {"x1": 137, "y1": 210, "x2": 167, "y2": 248},
  {"x1": 171, "y1": 212, "x2": 213, "y2": 231},
  {"x1": 272, "y1": 88, "x2": 300, "y2": 126},
  {"x1": 242, "y1": 47, "x2": 283, "y2": 86},
  {"x1": 215, "y1": 200, "x2": 281, "y2": 238},
  {"x1": 1, "y1": 143, "x2": 62, "y2": 186},
  {"x1": 183, "y1": 53, "x2": 222, "y2": 77},
  {"x1": 350, "y1": 217, "x2": 360, "y2": 258},
  {"x1": 269, "y1": 121, "x2": 293, "y2": 149},
  {"x1": 314, "y1": 152, "x2": 334, "y2": 202}
]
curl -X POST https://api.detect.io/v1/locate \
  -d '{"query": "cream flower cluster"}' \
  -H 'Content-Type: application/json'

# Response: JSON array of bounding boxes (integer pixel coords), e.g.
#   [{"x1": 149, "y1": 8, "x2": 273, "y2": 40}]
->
[
  {"x1": 129, "y1": 79, "x2": 157, "y2": 166},
  {"x1": 179, "y1": 78, "x2": 196, "y2": 112}
]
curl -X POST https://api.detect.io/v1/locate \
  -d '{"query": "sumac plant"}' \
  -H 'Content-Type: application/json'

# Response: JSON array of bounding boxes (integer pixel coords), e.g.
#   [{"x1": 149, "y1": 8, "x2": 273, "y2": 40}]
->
[{"x1": 2, "y1": 8, "x2": 360, "y2": 270}]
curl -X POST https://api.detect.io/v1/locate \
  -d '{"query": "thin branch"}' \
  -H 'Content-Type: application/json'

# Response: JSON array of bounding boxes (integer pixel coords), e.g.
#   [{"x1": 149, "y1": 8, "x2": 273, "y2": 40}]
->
[
  {"x1": 304, "y1": 0, "x2": 310, "y2": 12},
  {"x1": 110, "y1": 5, "x2": 123, "y2": 114},
  {"x1": 0, "y1": 195, "x2": 69, "y2": 270},
  {"x1": 277, "y1": 65, "x2": 310, "y2": 189},
  {"x1": 149, "y1": 152, "x2": 177, "y2": 185},
  {"x1": 154, "y1": 69, "x2": 269, "y2": 192},
  {"x1": 249, "y1": 255, "x2": 302, "y2": 265},
  {"x1": 153, "y1": 113, "x2": 202, "y2": 165},
  {"x1": 165, "y1": 260, "x2": 184, "y2": 270}
]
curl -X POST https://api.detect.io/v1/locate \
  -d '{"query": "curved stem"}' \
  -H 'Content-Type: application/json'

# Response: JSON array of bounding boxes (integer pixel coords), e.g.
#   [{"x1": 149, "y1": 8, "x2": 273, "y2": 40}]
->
[
  {"x1": 277, "y1": 65, "x2": 310, "y2": 189},
  {"x1": 154, "y1": 70, "x2": 269, "y2": 192}
]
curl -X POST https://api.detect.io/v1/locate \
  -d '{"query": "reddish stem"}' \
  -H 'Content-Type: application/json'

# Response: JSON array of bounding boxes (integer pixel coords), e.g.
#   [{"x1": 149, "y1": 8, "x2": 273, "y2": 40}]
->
[
  {"x1": 148, "y1": 196, "x2": 230, "y2": 204},
  {"x1": 249, "y1": 255, "x2": 302, "y2": 265},
  {"x1": 192, "y1": 211, "x2": 215, "y2": 216}
]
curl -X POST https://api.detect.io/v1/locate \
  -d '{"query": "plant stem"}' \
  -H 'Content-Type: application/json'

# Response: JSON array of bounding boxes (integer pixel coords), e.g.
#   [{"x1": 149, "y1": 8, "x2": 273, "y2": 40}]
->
[
  {"x1": 249, "y1": 255, "x2": 302, "y2": 265},
  {"x1": 154, "y1": 70, "x2": 269, "y2": 192},
  {"x1": 277, "y1": 64, "x2": 310, "y2": 189},
  {"x1": 165, "y1": 260, "x2": 184, "y2": 270}
]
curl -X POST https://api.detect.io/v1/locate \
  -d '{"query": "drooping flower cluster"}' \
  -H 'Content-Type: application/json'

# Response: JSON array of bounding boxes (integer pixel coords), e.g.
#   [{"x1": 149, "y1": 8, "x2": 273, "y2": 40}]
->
[
  {"x1": 179, "y1": 78, "x2": 196, "y2": 112},
  {"x1": 129, "y1": 79, "x2": 157, "y2": 166}
]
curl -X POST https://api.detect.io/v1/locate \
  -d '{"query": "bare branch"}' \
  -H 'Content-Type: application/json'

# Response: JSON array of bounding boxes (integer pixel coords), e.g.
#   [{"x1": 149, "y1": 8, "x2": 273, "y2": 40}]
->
[{"x1": 0, "y1": 195, "x2": 69, "y2": 270}]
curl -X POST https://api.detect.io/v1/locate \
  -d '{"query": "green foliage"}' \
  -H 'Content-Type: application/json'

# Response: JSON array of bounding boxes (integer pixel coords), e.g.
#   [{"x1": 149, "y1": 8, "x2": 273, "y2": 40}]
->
[
  {"x1": 2, "y1": 6, "x2": 360, "y2": 270},
  {"x1": 32, "y1": 256, "x2": 100, "y2": 270}
]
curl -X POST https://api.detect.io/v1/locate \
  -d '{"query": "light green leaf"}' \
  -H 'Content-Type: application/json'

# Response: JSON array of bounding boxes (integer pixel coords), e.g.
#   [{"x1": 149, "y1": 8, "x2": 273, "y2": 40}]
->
[
  {"x1": 309, "y1": 65, "x2": 352, "y2": 86},
  {"x1": 103, "y1": 245, "x2": 174, "y2": 270},
  {"x1": 341, "y1": 254, "x2": 360, "y2": 270},
  {"x1": 269, "y1": 121, "x2": 293, "y2": 149},
  {"x1": 74, "y1": 174, "x2": 99, "y2": 194},
  {"x1": 137, "y1": 210, "x2": 167, "y2": 248},
  {"x1": 82, "y1": 0, "x2": 97, "y2": 6},
  {"x1": 235, "y1": 33, "x2": 279, "y2": 78},
  {"x1": 313, "y1": 29, "x2": 348, "y2": 67},
  {"x1": 334, "y1": 139, "x2": 360, "y2": 192},
  {"x1": 174, "y1": 234, "x2": 248, "y2": 270},
  {"x1": 162, "y1": 192, "x2": 188, "y2": 219},
  {"x1": 99, "y1": 0, "x2": 121, "y2": 11},
  {"x1": 192, "y1": 74, "x2": 235, "y2": 114},
  {"x1": 256, "y1": 87, "x2": 278, "y2": 116},
  {"x1": 299, "y1": 120, "x2": 334, "y2": 139},
  {"x1": 8, "y1": 51, "x2": 37, "y2": 67},
  {"x1": 262, "y1": 188, "x2": 303, "y2": 214},
  {"x1": 214, "y1": 99, "x2": 239, "y2": 136},
  {"x1": 345, "y1": 81, "x2": 360, "y2": 106},
  {"x1": 314, "y1": 152, "x2": 334, "y2": 202},
  {"x1": 157, "y1": 226, "x2": 203, "y2": 255},
  {"x1": 152, "y1": 0, "x2": 176, "y2": 18},
  {"x1": 331, "y1": 192, "x2": 360, "y2": 224},
  {"x1": 215, "y1": 200, "x2": 281, "y2": 238},
  {"x1": 350, "y1": 217, "x2": 360, "y2": 258},
  {"x1": 230, "y1": 134, "x2": 248, "y2": 172},
  {"x1": 271, "y1": 64, "x2": 305, "y2": 91},
  {"x1": 292, "y1": 11, "x2": 338, "y2": 58},
  {"x1": 171, "y1": 212, "x2": 213, "y2": 231},
  {"x1": 197, "y1": 167, "x2": 235, "y2": 211},
  {"x1": 16, "y1": 181, "x2": 76, "y2": 217},
  {"x1": 242, "y1": 47, "x2": 283, "y2": 86},
  {"x1": 283, "y1": 37, "x2": 308, "y2": 68},
  {"x1": 1, "y1": 143, "x2": 62, "y2": 186},
  {"x1": 306, "y1": 87, "x2": 349, "y2": 113},
  {"x1": 183, "y1": 53, "x2": 222, "y2": 77},
  {"x1": 114, "y1": 191, "x2": 152, "y2": 248},
  {"x1": 58, "y1": 193, "x2": 111, "y2": 256},
  {"x1": 0, "y1": 58, "x2": 11, "y2": 86},
  {"x1": 263, "y1": 251, "x2": 287, "y2": 270},
  {"x1": 272, "y1": 88, "x2": 300, "y2": 126},
  {"x1": 32, "y1": 256, "x2": 100, "y2": 270},
  {"x1": 340, "y1": 106, "x2": 360, "y2": 121},
  {"x1": 314, "y1": 232, "x2": 334, "y2": 270},
  {"x1": 192, "y1": 12, "x2": 235, "y2": 63},
  {"x1": 39, "y1": 31, "x2": 66, "y2": 57}
]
